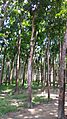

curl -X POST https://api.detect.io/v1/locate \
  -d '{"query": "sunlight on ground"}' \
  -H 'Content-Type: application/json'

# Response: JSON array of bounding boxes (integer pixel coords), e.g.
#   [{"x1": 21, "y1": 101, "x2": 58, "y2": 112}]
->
[
  {"x1": 28, "y1": 109, "x2": 36, "y2": 114},
  {"x1": 50, "y1": 112, "x2": 54, "y2": 115},
  {"x1": 50, "y1": 94, "x2": 58, "y2": 99},
  {"x1": 11, "y1": 101, "x2": 19, "y2": 107},
  {"x1": 18, "y1": 114, "x2": 23, "y2": 117},
  {"x1": 50, "y1": 110, "x2": 58, "y2": 117},
  {"x1": 8, "y1": 118, "x2": 13, "y2": 119},
  {"x1": 28, "y1": 108, "x2": 43, "y2": 116},
  {"x1": 55, "y1": 114, "x2": 58, "y2": 117},
  {"x1": 36, "y1": 91, "x2": 47, "y2": 97},
  {"x1": 0, "y1": 96, "x2": 5, "y2": 99},
  {"x1": 0, "y1": 93, "x2": 7, "y2": 97},
  {"x1": 11, "y1": 99, "x2": 23, "y2": 107},
  {"x1": 24, "y1": 115, "x2": 40, "y2": 119},
  {"x1": 2, "y1": 89, "x2": 12, "y2": 93},
  {"x1": 24, "y1": 116, "x2": 28, "y2": 119},
  {"x1": 54, "y1": 102, "x2": 58, "y2": 106},
  {"x1": 39, "y1": 109, "x2": 42, "y2": 112},
  {"x1": 35, "y1": 90, "x2": 58, "y2": 100},
  {"x1": 0, "y1": 88, "x2": 59, "y2": 119},
  {"x1": 34, "y1": 115, "x2": 40, "y2": 118}
]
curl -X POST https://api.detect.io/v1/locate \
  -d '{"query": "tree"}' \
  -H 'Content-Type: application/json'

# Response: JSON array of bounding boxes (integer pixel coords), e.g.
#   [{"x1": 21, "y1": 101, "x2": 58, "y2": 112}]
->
[
  {"x1": 58, "y1": 23, "x2": 67, "y2": 119},
  {"x1": 27, "y1": 13, "x2": 36, "y2": 107},
  {"x1": 47, "y1": 37, "x2": 50, "y2": 100},
  {"x1": 15, "y1": 34, "x2": 21, "y2": 92}
]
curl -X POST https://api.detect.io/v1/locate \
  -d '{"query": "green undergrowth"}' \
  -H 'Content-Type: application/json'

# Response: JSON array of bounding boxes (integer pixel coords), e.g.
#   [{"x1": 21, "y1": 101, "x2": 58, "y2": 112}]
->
[
  {"x1": 0, "y1": 82, "x2": 54, "y2": 116},
  {"x1": 0, "y1": 84, "x2": 15, "y2": 94},
  {"x1": 32, "y1": 96, "x2": 52, "y2": 105},
  {"x1": 0, "y1": 93, "x2": 28, "y2": 116},
  {"x1": 0, "y1": 98, "x2": 17, "y2": 116},
  {"x1": 32, "y1": 82, "x2": 43, "y2": 90},
  {"x1": 0, "y1": 84, "x2": 28, "y2": 116}
]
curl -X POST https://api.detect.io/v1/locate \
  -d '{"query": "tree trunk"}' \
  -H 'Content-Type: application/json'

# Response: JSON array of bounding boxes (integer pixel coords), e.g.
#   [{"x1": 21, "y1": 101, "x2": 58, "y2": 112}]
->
[
  {"x1": 53, "y1": 57, "x2": 55, "y2": 87},
  {"x1": 47, "y1": 38, "x2": 50, "y2": 100},
  {"x1": 5, "y1": 60, "x2": 10, "y2": 85},
  {"x1": 49, "y1": 58, "x2": 51, "y2": 87},
  {"x1": 58, "y1": 25, "x2": 67, "y2": 119},
  {"x1": 45, "y1": 50, "x2": 47, "y2": 86},
  {"x1": 41, "y1": 58, "x2": 44, "y2": 86},
  {"x1": 0, "y1": 47, "x2": 6, "y2": 85},
  {"x1": 44, "y1": 61, "x2": 46, "y2": 86},
  {"x1": 10, "y1": 59, "x2": 14, "y2": 84},
  {"x1": 7, "y1": 61, "x2": 10, "y2": 85},
  {"x1": 27, "y1": 14, "x2": 36, "y2": 108},
  {"x1": 15, "y1": 35, "x2": 21, "y2": 92},
  {"x1": 22, "y1": 62, "x2": 26, "y2": 87},
  {"x1": 0, "y1": 55, "x2": 5, "y2": 85},
  {"x1": 36, "y1": 67, "x2": 40, "y2": 85}
]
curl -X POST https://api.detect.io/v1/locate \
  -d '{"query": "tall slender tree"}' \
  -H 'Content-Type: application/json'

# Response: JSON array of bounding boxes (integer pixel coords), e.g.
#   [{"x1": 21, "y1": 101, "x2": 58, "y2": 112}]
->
[
  {"x1": 47, "y1": 37, "x2": 50, "y2": 100},
  {"x1": 58, "y1": 23, "x2": 67, "y2": 119},
  {"x1": 27, "y1": 13, "x2": 36, "y2": 107}
]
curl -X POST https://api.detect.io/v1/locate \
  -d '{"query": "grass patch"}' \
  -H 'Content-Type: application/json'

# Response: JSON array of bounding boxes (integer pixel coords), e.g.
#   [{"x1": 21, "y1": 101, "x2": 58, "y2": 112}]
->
[
  {"x1": 0, "y1": 92, "x2": 28, "y2": 116},
  {"x1": 32, "y1": 82, "x2": 42, "y2": 90},
  {"x1": 32, "y1": 96, "x2": 52, "y2": 105},
  {"x1": 0, "y1": 82, "x2": 56, "y2": 117},
  {"x1": 0, "y1": 86, "x2": 28, "y2": 116},
  {"x1": 0, "y1": 98, "x2": 17, "y2": 116},
  {"x1": 11, "y1": 93, "x2": 28, "y2": 101},
  {"x1": 0, "y1": 84, "x2": 15, "y2": 94}
]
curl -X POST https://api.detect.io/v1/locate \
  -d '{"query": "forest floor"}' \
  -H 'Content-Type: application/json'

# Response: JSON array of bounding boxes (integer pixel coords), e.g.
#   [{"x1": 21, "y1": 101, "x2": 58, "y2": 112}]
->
[{"x1": 0, "y1": 85, "x2": 67, "y2": 119}]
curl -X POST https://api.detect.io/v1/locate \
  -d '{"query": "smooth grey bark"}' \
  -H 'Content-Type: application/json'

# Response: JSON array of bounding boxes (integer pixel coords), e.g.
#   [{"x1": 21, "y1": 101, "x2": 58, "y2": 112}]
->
[
  {"x1": 7, "y1": 61, "x2": 10, "y2": 85},
  {"x1": 5, "y1": 60, "x2": 10, "y2": 85},
  {"x1": 15, "y1": 35, "x2": 21, "y2": 92},
  {"x1": 41, "y1": 58, "x2": 44, "y2": 86},
  {"x1": 47, "y1": 37, "x2": 50, "y2": 100},
  {"x1": 27, "y1": 14, "x2": 36, "y2": 108},
  {"x1": 58, "y1": 24, "x2": 67, "y2": 119},
  {"x1": 10, "y1": 59, "x2": 14, "y2": 84},
  {"x1": 0, "y1": 47, "x2": 6, "y2": 85},
  {"x1": 53, "y1": 57, "x2": 55, "y2": 87},
  {"x1": 22, "y1": 62, "x2": 26, "y2": 87}
]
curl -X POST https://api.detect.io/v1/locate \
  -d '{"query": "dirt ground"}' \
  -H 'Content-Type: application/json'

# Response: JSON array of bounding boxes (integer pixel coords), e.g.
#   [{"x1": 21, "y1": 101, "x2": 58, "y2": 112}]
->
[
  {"x1": 1, "y1": 89, "x2": 67, "y2": 119},
  {"x1": 1, "y1": 101, "x2": 58, "y2": 119}
]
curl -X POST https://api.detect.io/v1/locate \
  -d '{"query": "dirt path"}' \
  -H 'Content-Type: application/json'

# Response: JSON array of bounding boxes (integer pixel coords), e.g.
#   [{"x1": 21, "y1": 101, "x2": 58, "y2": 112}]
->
[
  {"x1": 0, "y1": 88, "x2": 67, "y2": 119},
  {"x1": 1, "y1": 91, "x2": 58, "y2": 119},
  {"x1": 1, "y1": 102, "x2": 58, "y2": 119}
]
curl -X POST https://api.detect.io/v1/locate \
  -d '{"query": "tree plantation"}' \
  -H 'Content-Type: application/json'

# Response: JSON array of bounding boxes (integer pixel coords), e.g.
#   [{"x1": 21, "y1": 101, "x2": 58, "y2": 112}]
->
[{"x1": 0, "y1": 0, "x2": 67, "y2": 119}]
